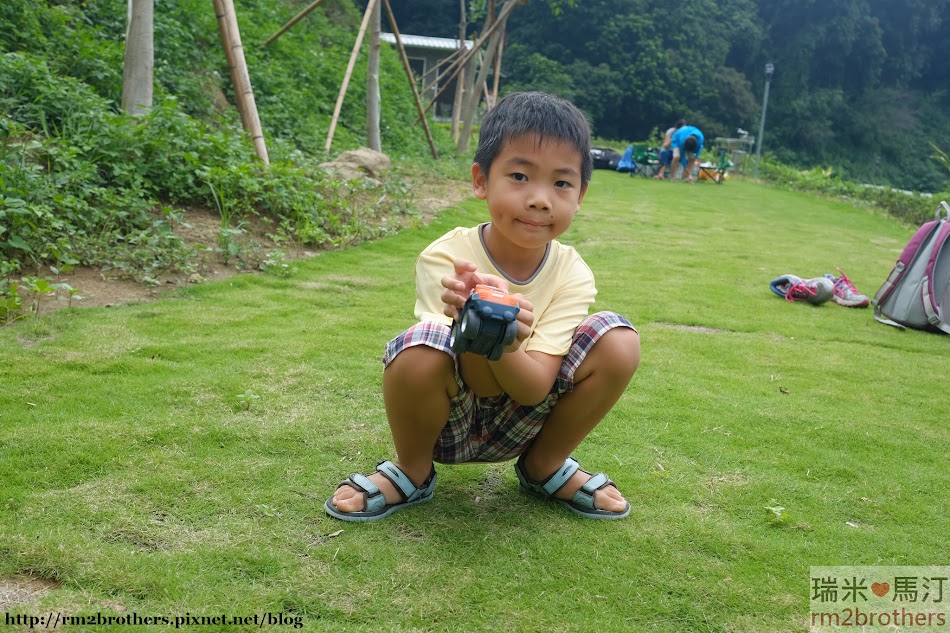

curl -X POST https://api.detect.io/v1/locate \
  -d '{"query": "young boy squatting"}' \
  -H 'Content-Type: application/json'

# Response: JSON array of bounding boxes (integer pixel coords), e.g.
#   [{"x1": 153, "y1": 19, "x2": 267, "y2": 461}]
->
[{"x1": 325, "y1": 92, "x2": 641, "y2": 522}]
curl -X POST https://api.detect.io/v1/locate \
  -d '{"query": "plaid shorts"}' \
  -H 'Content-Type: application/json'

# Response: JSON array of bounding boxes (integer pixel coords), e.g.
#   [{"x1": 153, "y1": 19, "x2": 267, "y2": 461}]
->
[{"x1": 382, "y1": 311, "x2": 636, "y2": 464}]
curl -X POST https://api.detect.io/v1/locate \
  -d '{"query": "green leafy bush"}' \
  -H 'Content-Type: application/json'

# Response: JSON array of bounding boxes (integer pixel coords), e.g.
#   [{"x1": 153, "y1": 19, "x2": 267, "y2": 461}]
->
[
  {"x1": 1, "y1": 0, "x2": 448, "y2": 281},
  {"x1": 758, "y1": 157, "x2": 937, "y2": 226}
]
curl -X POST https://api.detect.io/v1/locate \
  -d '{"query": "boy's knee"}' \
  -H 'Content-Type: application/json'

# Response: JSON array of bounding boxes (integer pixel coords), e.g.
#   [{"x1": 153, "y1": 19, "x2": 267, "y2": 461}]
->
[
  {"x1": 579, "y1": 326, "x2": 640, "y2": 385},
  {"x1": 388, "y1": 343, "x2": 453, "y2": 379},
  {"x1": 385, "y1": 344, "x2": 458, "y2": 396},
  {"x1": 595, "y1": 326, "x2": 640, "y2": 377}
]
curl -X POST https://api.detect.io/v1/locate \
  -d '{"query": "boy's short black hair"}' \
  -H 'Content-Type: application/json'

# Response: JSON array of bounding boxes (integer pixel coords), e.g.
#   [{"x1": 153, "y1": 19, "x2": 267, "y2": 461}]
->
[
  {"x1": 675, "y1": 119, "x2": 686, "y2": 128},
  {"x1": 684, "y1": 135, "x2": 699, "y2": 153},
  {"x1": 474, "y1": 91, "x2": 593, "y2": 187}
]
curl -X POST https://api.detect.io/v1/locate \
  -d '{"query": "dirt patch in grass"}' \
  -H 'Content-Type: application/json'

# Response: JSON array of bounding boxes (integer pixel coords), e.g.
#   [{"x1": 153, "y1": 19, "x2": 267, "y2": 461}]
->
[
  {"x1": 653, "y1": 322, "x2": 729, "y2": 334},
  {"x1": 0, "y1": 575, "x2": 59, "y2": 609}
]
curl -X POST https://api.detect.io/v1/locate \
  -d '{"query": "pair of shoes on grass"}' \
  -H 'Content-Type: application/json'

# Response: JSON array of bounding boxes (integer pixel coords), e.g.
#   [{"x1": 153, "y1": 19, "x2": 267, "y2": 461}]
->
[
  {"x1": 324, "y1": 455, "x2": 630, "y2": 523},
  {"x1": 769, "y1": 268, "x2": 869, "y2": 307}
]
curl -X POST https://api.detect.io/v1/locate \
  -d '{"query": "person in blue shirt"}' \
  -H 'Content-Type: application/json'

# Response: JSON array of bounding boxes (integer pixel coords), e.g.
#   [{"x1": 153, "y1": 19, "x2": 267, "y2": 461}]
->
[{"x1": 670, "y1": 125, "x2": 704, "y2": 183}]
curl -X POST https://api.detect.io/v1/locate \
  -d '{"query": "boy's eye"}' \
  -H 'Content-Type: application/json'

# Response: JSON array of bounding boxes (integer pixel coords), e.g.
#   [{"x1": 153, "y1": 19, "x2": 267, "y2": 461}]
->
[
  {"x1": 511, "y1": 172, "x2": 528, "y2": 181},
  {"x1": 555, "y1": 180, "x2": 572, "y2": 189}
]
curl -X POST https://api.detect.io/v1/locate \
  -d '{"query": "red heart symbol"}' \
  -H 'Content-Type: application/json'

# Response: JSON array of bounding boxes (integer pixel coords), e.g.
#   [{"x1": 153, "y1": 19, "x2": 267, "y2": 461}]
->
[{"x1": 871, "y1": 582, "x2": 890, "y2": 597}]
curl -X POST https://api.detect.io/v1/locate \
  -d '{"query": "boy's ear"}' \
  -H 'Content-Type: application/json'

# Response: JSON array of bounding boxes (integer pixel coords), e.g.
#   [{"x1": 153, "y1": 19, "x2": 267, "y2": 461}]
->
[
  {"x1": 576, "y1": 182, "x2": 589, "y2": 209},
  {"x1": 471, "y1": 162, "x2": 488, "y2": 200}
]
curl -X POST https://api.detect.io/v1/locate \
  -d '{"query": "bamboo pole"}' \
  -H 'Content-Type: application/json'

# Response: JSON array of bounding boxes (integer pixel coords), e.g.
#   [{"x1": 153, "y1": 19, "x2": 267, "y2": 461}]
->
[
  {"x1": 325, "y1": 0, "x2": 377, "y2": 153},
  {"x1": 451, "y1": 0, "x2": 467, "y2": 141},
  {"x1": 491, "y1": 24, "x2": 505, "y2": 105},
  {"x1": 382, "y1": 0, "x2": 438, "y2": 159},
  {"x1": 214, "y1": 0, "x2": 268, "y2": 164},
  {"x1": 261, "y1": 0, "x2": 328, "y2": 48},
  {"x1": 366, "y1": 0, "x2": 381, "y2": 151}
]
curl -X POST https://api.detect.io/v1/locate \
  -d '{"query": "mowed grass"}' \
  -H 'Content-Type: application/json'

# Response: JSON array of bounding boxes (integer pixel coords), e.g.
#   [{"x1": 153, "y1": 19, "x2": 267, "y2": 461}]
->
[{"x1": 1, "y1": 172, "x2": 949, "y2": 632}]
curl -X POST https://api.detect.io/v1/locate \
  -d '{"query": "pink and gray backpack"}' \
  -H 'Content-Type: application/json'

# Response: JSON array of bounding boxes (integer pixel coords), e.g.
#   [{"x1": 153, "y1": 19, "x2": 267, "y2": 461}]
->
[{"x1": 873, "y1": 201, "x2": 950, "y2": 334}]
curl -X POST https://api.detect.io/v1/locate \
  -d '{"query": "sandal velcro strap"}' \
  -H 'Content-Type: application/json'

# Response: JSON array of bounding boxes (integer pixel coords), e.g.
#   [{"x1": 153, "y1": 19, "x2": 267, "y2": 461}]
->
[
  {"x1": 345, "y1": 473, "x2": 386, "y2": 513},
  {"x1": 539, "y1": 456, "x2": 580, "y2": 496},
  {"x1": 571, "y1": 473, "x2": 611, "y2": 510},
  {"x1": 376, "y1": 460, "x2": 424, "y2": 503}
]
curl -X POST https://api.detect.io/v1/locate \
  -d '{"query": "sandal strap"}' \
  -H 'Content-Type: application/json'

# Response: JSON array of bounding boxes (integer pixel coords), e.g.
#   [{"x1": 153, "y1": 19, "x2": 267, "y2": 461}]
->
[
  {"x1": 375, "y1": 460, "x2": 421, "y2": 503},
  {"x1": 539, "y1": 456, "x2": 580, "y2": 497},
  {"x1": 571, "y1": 473, "x2": 612, "y2": 510},
  {"x1": 345, "y1": 473, "x2": 386, "y2": 513}
]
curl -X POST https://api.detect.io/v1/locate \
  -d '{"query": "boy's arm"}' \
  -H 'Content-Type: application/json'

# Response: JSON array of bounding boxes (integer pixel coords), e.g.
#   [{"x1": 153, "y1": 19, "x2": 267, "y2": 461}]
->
[{"x1": 489, "y1": 348, "x2": 563, "y2": 406}]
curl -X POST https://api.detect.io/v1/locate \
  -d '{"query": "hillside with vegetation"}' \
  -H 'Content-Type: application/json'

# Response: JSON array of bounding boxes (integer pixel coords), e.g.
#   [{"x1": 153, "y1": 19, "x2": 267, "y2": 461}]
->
[{"x1": 0, "y1": 0, "x2": 462, "y2": 308}]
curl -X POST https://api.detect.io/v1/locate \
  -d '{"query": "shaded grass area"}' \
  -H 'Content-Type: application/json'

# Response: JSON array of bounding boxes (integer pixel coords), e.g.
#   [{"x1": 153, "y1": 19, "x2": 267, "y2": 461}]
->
[{"x1": 1, "y1": 175, "x2": 949, "y2": 631}]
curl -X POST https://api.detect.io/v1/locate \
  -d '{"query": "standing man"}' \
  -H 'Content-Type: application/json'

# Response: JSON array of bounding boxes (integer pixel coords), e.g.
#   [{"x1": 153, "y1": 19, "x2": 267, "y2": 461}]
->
[{"x1": 670, "y1": 125, "x2": 704, "y2": 183}]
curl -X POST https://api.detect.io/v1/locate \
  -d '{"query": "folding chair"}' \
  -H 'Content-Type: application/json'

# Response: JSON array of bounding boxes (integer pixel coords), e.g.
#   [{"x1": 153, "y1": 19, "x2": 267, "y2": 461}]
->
[
  {"x1": 616, "y1": 146, "x2": 636, "y2": 175},
  {"x1": 631, "y1": 144, "x2": 659, "y2": 178},
  {"x1": 697, "y1": 150, "x2": 732, "y2": 184}
]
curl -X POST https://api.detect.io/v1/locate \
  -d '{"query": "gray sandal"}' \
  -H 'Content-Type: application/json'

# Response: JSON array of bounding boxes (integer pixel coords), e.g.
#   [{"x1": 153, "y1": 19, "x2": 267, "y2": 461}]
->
[
  {"x1": 515, "y1": 454, "x2": 630, "y2": 519},
  {"x1": 324, "y1": 461, "x2": 436, "y2": 523}
]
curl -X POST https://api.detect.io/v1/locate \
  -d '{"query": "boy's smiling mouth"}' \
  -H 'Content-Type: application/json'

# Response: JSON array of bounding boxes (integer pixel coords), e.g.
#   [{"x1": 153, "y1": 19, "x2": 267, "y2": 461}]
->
[{"x1": 517, "y1": 218, "x2": 550, "y2": 229}]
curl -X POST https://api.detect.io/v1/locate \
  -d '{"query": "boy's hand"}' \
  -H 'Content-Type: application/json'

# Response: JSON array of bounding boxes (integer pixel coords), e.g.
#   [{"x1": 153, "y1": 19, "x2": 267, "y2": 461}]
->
[
  {"x1": 504, "y1": 294, "x2": 535, "y2": 354},
  {"x1": 440, "y1": 259, "x2": 510, "y2": 320}
]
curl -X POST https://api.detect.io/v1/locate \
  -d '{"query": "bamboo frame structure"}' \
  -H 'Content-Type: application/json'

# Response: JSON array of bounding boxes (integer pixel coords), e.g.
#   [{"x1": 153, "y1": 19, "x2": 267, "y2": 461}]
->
[{"x1": 415, "y1": 0, "x2": 517, "y2": 122}]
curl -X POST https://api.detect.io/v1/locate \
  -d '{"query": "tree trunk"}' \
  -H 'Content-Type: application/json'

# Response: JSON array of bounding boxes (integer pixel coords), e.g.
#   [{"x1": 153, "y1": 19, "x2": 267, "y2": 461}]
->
[
  {"x1": 366, "y1": 0, "x2": 381, "y2": 152},
  {"x1": 121, "y1": 0, "x2": 154, "y2": 116},
  {"x1": 490, "y1": 25, "x2": 505, "y2": 107}
]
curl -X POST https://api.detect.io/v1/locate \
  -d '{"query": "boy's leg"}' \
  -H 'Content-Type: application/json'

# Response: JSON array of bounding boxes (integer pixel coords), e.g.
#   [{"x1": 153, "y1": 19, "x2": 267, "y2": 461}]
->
[
  {"x1": 519, "y1": 326, "x2": 640, "y2": 513},
  {"x1": 329, "y1": 344, "x2": 458, "y2": 513}
]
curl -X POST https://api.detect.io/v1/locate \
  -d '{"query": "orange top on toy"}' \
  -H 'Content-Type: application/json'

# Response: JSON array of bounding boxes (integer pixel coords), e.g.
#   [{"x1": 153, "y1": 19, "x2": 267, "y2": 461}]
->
[{"x1": 473, "y1": 284, "x2": 518, "y2": 307}]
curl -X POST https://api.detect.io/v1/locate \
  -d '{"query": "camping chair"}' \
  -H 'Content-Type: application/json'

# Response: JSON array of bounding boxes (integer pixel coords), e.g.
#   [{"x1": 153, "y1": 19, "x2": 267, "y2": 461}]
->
[
  {"x1": 697, "y1": 150, "x2": 733, "y2": 184},
  {"x1": 631, "y1": 144, "x2": 659, "y2": 178},
  {"x1": 616, "y1": 146, "x2": 636, "y2": 175}
]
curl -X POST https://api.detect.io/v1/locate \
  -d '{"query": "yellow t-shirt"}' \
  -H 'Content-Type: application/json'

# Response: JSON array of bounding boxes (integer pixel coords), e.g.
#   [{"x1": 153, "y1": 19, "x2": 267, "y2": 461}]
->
[{"x1": 413, "y1": 224, "x2": 596, "y2": 356}]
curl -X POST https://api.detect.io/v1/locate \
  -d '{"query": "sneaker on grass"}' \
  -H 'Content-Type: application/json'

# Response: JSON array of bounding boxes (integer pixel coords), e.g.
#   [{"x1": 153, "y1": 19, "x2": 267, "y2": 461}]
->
[
  {"x1": 769, "y1": 274, "x2": 834, "y2": 305},
  {"x1": 823, "y1": 268, "x2": 870, "y2": 308}
]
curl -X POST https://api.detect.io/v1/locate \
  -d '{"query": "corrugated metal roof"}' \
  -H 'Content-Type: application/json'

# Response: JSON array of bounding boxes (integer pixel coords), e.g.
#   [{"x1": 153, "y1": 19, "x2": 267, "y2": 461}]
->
[{"x1": 379, "y1": 32, "x2": 473, "y2": 51}]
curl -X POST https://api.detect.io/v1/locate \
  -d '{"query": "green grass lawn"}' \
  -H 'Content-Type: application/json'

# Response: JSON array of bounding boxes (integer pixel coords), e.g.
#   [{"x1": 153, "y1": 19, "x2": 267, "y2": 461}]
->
[{"x1": 2, "y1": 173, "x2": 949, "y2": 632}]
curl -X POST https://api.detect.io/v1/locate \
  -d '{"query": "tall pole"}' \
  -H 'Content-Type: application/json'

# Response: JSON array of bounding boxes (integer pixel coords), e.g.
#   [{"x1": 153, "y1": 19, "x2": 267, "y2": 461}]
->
[{"x1": 754, "y1": 62, "x2": 774, "y2": 179}]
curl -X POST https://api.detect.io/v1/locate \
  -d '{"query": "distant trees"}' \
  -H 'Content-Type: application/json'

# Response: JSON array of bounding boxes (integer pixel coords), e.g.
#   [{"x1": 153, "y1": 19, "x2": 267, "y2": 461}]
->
[{"x1": 388, "y1": 0, "x2": 950, "y2": 191}]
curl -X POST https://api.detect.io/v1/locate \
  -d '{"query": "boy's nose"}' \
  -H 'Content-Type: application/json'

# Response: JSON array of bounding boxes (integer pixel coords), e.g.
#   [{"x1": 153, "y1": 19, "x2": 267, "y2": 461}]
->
[{"x1": 526, "y1": 187, "x2": 551, "y2": 210}]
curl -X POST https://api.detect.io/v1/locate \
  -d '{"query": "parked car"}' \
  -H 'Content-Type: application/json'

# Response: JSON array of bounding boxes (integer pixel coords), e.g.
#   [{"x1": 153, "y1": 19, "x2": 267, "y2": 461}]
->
[{"x1": 590, "y1": 147, "x2": 622, "y2": 170}]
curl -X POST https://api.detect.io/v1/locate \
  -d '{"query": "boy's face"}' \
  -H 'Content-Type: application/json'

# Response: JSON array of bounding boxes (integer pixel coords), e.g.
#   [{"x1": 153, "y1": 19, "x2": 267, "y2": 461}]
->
[{"x1": 472, "y1": 134, "x2": 588, "y2": 252}]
